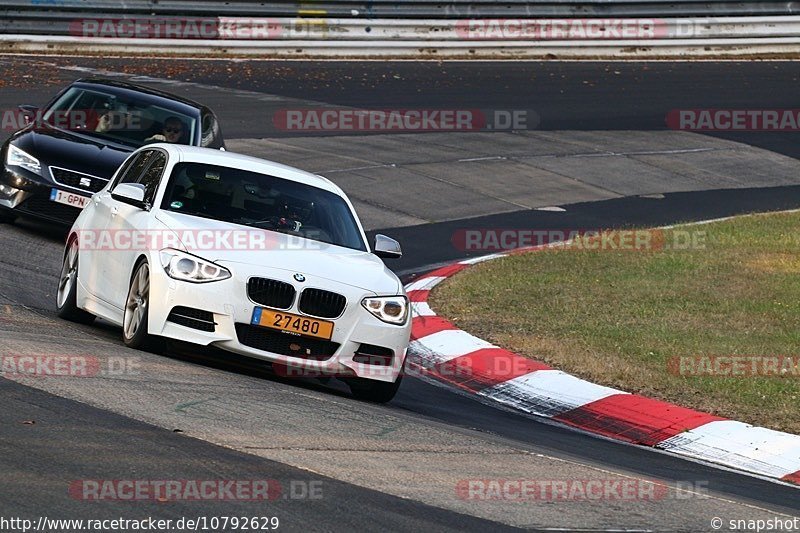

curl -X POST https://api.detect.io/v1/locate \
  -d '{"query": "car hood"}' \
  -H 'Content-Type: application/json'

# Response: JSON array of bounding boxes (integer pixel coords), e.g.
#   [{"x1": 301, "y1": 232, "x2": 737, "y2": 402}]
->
[
  {"x1": 155, "y1": 210, "x2": 402, "y2": 295},
  {"x1": 12, "y1": 125, "x2": 133, "y2": 179}
]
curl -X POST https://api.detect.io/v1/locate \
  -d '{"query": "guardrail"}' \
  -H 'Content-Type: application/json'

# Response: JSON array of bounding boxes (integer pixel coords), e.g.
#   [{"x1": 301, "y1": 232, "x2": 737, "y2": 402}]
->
[
  {"x1": 2, "y1": 2, "x2": 800, "y2": 58},
  {"x1": 3, "y1": 1, "x2": 800, "y2": 19},
  {"x1": 6, "y1": 17, "x2": 800, "y2": 41}
]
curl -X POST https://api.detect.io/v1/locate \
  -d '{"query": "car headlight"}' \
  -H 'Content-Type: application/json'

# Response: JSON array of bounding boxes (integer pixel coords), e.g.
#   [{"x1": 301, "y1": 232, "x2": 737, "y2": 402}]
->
[
  {"x1": 361, "y1": 295, "x2": 409, "y2": 325},
  {"x1": 0, "y1": 183, "x2": 19, "y2": 198},
  {"x1": 159, "y1": 249, "x2": 231, "y2": 283},
  {"x1": 6, "y1": 144, "x2": 41, "y2": 175}
]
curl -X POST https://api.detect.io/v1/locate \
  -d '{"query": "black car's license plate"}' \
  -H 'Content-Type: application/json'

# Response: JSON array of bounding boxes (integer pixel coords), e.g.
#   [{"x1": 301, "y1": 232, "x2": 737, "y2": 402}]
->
[{"x1": 50, "y1": 188, "x2": 89, "y2": 209}]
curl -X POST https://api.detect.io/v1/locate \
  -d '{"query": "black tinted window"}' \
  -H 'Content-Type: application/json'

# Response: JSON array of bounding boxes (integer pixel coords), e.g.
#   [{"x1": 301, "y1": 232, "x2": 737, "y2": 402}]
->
[
  {"x1": 44, "y1": 86, "x2": 198, "y2": 148},
  {"x1": 138, "y1": 152, "x2": 167, "y2": 204},
  {"x1": 115, "y1": 151, "x2": 152, "y2": 188},
  {"x1": 200, "y1": 110, "x2": 223, "y2": 149},
  {"x1": 161, "y1": 163, "x2": 366, "y2": 251},
  {"x1": 111, "y1": 153, "x2": 140, "y2": 189}
]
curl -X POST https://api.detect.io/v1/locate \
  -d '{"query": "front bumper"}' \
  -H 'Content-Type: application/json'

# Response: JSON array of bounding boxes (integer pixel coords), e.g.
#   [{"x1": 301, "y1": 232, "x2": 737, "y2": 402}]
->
[
  {"x1": 0, "y1": 164, "x2": 87, "y2": 224},
  {"x1": 147, "y1": 258, "x2": 411, "y2": 383}
]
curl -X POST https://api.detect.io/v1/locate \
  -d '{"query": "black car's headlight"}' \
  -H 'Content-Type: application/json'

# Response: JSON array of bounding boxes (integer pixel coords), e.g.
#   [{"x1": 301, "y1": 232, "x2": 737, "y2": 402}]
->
[
  {"x1": 159, "y1": 249, "x2": 231, "y2": 283},
  {"x1": 361, "y1": 295, "x2": 409, "y2": 325},
  {"x1": 0, "y1": 183, "x2": 19, "y2": 198},
  {"x1": 6, "y1": 144, "x2": 41, "y2": 175}
]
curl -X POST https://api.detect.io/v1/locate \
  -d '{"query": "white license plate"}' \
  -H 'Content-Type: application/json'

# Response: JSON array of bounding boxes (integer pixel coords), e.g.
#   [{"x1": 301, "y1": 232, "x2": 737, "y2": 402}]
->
[{"x1": 50, "y1": 188, "x2": 89, "y2": 209}]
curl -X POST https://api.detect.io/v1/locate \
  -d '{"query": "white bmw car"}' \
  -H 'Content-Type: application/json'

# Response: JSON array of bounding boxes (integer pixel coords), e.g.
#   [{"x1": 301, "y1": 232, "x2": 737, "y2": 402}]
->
[{"x1": 56, "y1": 144, "x2": 411, "y2": 402}]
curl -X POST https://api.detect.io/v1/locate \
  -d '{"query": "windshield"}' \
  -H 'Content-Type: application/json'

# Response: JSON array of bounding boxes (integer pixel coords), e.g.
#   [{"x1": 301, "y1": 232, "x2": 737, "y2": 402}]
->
[
  {"x1": 161, "y1": 163, "x2": 367, "y2": 252},
  {"x1": 42, "y1": 86, "x2": 197, "y2": 148}
]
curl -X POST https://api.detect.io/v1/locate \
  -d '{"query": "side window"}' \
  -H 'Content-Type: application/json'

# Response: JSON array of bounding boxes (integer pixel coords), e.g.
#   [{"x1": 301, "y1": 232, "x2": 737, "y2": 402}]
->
[
  {"x1": 137, "y1": 151, "x2": 167, "y2": 205},
  {"x1": 112, "y1": 151, "x2": 152, "y2": 189},
  {"x1": 200, "y1": 109, "x2": 223, "y2": 149}
]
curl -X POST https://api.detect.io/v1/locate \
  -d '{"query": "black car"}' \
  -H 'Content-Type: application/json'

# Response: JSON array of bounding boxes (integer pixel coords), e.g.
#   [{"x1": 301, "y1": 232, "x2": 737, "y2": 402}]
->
[{"x1": 0, "y1": 78, "x2": 225, "y2": 225}]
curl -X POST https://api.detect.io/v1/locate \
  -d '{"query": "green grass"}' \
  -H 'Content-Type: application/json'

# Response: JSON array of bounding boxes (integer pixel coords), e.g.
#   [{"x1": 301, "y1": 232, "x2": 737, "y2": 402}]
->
[{"x1": 429, "y1": 212, "x2": 800, "y2": 433}]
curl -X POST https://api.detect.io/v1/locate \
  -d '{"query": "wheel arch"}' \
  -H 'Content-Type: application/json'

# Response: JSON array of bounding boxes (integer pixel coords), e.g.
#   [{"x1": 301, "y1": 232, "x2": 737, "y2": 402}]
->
[{"x1": 129, "y1": 253, "x2": 150, "y2": 286}]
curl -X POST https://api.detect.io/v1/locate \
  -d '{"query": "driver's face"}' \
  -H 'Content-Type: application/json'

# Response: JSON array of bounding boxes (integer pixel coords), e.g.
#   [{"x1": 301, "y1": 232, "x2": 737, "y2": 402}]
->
[{"x1": 163, "y1": 122, "x2": 182, "y2": 142}]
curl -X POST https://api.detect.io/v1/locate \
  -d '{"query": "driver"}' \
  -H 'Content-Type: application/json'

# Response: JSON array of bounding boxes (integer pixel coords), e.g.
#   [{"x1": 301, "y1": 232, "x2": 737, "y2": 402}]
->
[{"x1": 145, "y1": 116, "x2": 185, "y2": 144}]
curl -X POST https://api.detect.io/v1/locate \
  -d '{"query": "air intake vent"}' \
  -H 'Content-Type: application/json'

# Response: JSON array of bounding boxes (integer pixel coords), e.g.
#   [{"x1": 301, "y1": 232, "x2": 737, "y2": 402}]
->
[
  {"x1": 235, "y1": 323, "x2": 339, "y2": 360},
  {"x1": 167, "y1": 306, "x2": 216, "y2": 332},
  {"x1": 299, "y1": 288, "x2": 346, "y2": 319},
  {"x1": 18, "y1": 195, "x2": 83, "y2": 222},
  {"x1": 354, "y1": 344, "x2": 394, "y2": 366},
  {"x1": 248, "y1": 278, "x2": 296, "y2": 309}
]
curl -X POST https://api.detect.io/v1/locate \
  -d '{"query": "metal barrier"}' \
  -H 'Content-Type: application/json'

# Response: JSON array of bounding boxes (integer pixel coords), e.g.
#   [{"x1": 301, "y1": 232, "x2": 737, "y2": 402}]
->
[
  {"x1": 2, "y1": 1, "x2": 800, "y2": 57},
  {"x1": 3, "y1": 1, "x2": 800, "y2": 20}
]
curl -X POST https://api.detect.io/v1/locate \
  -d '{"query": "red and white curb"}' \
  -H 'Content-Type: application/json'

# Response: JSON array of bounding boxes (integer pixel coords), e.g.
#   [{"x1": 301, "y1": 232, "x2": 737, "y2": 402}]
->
[{"x1": 404, "y1": 253, "x2": 800, "y2": 486}]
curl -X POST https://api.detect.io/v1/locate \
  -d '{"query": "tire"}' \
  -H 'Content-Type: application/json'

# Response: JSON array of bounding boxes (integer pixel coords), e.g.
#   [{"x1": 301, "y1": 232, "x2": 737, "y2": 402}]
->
[
  {"x1": 123, "y1": 260, "x2": 160, "y2": 352},
  {"x1": 347, "y1": 376, "x2": 402, "y2": 403},
  {"x1": 56, "y1": 237, "x2": 95, "y2": 325}
]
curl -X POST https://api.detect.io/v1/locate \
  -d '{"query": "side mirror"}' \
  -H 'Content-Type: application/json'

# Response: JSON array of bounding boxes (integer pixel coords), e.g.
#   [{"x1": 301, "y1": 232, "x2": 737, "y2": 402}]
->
[
  {"x1": 374, "y1": 234, "x2": 402, "y2": 259},
  {"x1": 111, "y1": 183, "x2": 148, "y2": 209},
  {"x1": 18, "y1": 105, "x2": 39, "y2": 124}
]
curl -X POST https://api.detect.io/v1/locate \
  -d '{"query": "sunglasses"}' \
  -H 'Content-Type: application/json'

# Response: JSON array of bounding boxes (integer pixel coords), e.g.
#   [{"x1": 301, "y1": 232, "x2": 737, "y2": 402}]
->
[{"x1": 165, "y1": 127, "x2": 182, "y2": 134}]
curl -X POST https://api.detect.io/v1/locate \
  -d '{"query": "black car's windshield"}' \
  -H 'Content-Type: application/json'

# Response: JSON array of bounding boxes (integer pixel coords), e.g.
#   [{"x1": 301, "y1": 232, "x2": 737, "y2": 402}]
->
[
  {"x1": 161, "y1": 163, "x2": 367, "y2": 252},
  {"x1": 43, "y1": 86, "x2": 197, "y2": 148}
]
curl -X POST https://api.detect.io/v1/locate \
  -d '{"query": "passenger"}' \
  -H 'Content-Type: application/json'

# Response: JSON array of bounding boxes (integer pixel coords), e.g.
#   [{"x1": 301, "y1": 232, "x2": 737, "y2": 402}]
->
[{"x1": 95, "y1": 104, "x2": 133, "y2": 133}]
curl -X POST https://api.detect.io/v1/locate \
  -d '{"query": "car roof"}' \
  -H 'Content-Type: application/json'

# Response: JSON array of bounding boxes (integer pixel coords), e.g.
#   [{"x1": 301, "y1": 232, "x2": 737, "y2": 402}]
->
[
  {"x1": 159, "y1": 144, "x2": 344, "y2": 196},
  {"x1": 71, "y1": 78, "x2": 204, "y2": 115}
]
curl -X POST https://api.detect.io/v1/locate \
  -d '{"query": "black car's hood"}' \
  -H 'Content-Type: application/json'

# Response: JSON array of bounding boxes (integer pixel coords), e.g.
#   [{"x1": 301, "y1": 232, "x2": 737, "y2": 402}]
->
[{"x1": 12, "y1": 125, "x2": 133, "y2": 179}]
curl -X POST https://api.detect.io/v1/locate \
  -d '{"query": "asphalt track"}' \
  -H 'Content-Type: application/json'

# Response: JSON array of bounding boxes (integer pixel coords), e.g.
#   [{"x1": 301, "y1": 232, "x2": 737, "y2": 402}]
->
[
  {"x1": 40, "y1": 58, "x2": 800, "y2": 159},
  {"x1": 1, "y1": 57, "x2": 799, "y2": 531}
]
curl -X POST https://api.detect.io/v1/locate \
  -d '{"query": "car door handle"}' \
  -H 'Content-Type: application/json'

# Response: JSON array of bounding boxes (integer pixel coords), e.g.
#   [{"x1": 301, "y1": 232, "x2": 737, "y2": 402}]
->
[{"x1": 111, "y1": 206, "x2": 118, "y2": 217}]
